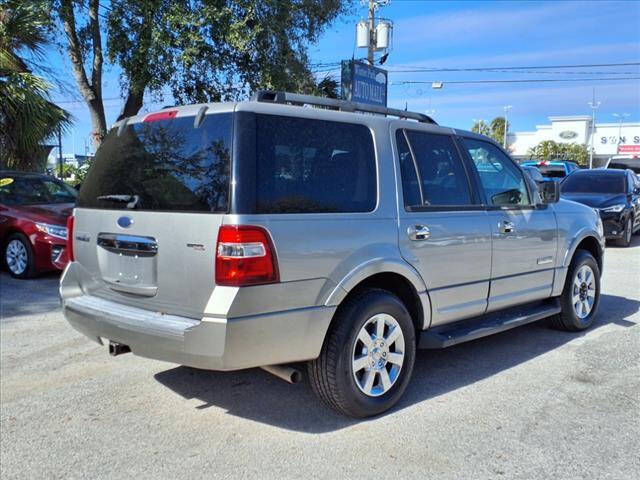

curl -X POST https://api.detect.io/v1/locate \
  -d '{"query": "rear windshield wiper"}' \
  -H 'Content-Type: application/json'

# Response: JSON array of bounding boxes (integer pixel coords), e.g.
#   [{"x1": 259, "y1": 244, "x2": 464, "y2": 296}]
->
[{"x1": 96, "y1": 194, "x2": 141, "y2": 209}]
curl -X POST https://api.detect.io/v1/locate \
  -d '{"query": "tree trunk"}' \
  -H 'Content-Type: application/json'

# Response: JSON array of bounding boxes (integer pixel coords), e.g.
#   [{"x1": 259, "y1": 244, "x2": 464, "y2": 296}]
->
[
  {"x1": 117, "y1": 88, "x2": 145, "y2": 122},
  {"x1": 59, "y1": 0, "x2": 106, "y2": 150}
]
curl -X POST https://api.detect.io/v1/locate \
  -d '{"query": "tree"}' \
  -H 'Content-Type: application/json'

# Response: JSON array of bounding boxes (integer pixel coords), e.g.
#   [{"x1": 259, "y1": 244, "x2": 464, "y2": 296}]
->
[
  {"x1": 57, "y1": 0, "x2": 106, "y2": 149},
  {"x1": 471, "y1": 120, "x2": 490, "y2": 136},
  {"x1": 527, "y1": 140, "x2": 589, "y2": 166},
  {"x1": 56, "y1": 0, "x2": 349, "y2": 147},
  {"x1": 471, "y1": 117, "x2": 510, "y2": 145},
  {"x1": 489, "y1": 116, "x2": 508, "y2": 145},
  {"x1": 0, "y1": 0, "x2": 71, "y2": 171}
]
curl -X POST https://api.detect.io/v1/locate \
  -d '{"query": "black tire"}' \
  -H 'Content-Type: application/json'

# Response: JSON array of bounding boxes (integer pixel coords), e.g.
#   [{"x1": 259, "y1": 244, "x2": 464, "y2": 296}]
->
[
  {"x1": 616, "y1": 216, "x2": 633, "y2": 247},
  {"x1": 308, "y1": 288, "x2": 416, "y2": 418},
  {"x1": 3, "y1": 233, "x2": 36, "y2": 279},
  {"x1": 549, "y1": 249, "x2": 600, "y2": 331}
]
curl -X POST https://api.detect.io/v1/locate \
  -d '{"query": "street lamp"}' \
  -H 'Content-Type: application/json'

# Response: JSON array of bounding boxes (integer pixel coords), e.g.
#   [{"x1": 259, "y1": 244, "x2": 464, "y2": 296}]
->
[
  {"x1": 472, "y1": 118, "x2": 485, "y2": 134},
  {"x1": 503, "y1": 105, "x2": 513, "y2": 149},
  {"x1": 612, "y1": 113, "x2": 631, "y2": 154},
  {"x1": 587, "y1": 91, "x2": 600, "y2": 169}
]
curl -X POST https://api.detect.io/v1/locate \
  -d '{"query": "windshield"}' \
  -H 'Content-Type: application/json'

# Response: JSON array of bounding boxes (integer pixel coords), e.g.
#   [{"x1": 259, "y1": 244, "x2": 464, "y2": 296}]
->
[
  {"x1": 561, "y1": 173, "x2": 625, "y2": 194},
  {"x1": 76, "y1": 113, "x2": 232, "y2": 212},
  {"x1": 0, "y1": 175, "x2": 77, "y2": 206}
]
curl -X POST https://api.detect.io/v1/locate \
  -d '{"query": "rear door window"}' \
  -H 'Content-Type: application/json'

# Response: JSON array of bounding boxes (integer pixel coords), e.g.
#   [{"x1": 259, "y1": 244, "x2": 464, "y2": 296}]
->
[
  {"x1": 255, "y1": 114, "x2": 376, "y2": 213},
  {"x1": 396, "y1": 130, "x2": 473, "y2": 208},
  {"x1": 77, "y1": 113, "x2": 232, "y2": 212}
]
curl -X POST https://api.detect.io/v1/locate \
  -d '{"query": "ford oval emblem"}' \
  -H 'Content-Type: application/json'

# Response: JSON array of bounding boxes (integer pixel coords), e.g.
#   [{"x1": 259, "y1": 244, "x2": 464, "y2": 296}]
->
[{"x1": 117, "y1": 216, "x2": 133, "y2": 229}]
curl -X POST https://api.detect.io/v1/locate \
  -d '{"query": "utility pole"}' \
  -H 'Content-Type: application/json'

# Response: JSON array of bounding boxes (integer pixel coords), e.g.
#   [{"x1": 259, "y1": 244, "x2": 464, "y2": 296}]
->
[
  {"x1": 367, "y1": 0, "x2": 375, "y2": 65},
  {"x1": 612, "y1": 113, "x2": 630, "y2": 154},
  {"x1": 503, "y1": 105, "x2": 513, "y2": 149},
  {"x1": 57, "y1": 126, "x2": 63, "y2": 179},
  {"x1": 587, "y1": 88, "x2": 600, "y2": 169}
]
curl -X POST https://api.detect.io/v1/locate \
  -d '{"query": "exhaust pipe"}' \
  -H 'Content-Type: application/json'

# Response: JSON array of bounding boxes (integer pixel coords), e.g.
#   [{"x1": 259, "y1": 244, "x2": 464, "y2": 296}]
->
[
  {"x1": 109, "y1": 341, "x2": 131, "y2": 356},
  {"x1": 260, "y1": 365, "x2": 302, "y2": 384}
]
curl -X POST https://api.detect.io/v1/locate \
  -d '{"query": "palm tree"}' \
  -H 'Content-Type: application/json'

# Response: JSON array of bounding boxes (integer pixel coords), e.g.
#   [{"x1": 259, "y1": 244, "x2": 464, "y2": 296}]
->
[{"x1": 0, "y1": 0, "x2": 71, "y2": 171}]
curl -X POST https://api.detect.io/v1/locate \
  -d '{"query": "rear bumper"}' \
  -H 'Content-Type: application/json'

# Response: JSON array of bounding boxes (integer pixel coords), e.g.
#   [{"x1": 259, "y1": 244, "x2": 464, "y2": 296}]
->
[{"x1": 60, "y1": 263, "x2": 335, "y2": 371}]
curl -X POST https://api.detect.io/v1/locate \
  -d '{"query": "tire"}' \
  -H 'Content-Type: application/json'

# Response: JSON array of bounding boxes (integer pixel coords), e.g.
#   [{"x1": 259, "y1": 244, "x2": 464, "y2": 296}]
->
[
  {"x1": 3, "y1": 233, "x2": 36, "y2": 279},
  {"x1": 308, "y1": 288, "x2": 416, "y2": 418},
  {"x1": 616, "y1": 216, "x2": 632, "y2": 247},
  {"x1": 550, "y1": 249, "x2": 600, "y2": 331}
]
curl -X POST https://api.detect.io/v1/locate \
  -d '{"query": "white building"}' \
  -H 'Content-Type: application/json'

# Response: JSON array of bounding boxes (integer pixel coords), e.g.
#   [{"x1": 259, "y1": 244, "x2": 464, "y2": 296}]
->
[{"x1": 508, "y1": 116, "x2": 640, "y2": 166}]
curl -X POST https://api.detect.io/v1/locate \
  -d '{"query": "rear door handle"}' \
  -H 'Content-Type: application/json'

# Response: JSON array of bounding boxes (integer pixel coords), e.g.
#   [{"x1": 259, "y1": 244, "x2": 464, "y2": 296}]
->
[
  {"x1": 498, "y1": 221, "x2": 516, "y2": 234},
  {"x1": 407, "y1": 225, "x2": 430, "y2": 241}
]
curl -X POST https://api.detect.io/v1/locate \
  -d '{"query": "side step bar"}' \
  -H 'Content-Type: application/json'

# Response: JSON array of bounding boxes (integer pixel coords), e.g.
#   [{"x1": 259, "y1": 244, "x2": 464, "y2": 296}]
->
[{"x1": 419, "y1": 298, "x2": 561, "y2": 349}]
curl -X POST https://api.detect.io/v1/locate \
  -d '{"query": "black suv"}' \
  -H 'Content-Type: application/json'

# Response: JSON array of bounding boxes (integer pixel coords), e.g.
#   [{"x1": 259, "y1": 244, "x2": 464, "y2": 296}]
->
[{"x1": 561, "y1": 168, "x2": 640, "y2": 247}]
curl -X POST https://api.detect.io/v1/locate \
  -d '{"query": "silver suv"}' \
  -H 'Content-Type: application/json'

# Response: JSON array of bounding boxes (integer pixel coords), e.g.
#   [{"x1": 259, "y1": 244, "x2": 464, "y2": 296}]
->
[{"x1": 61, "y1": 91, "x2": 605, "y2": 417}]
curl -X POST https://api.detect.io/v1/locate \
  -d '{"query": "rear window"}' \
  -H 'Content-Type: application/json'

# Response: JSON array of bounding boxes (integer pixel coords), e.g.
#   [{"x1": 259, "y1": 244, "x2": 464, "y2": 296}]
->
[
  {"x1": 561, "y1": 173, "x2": 625, "y2": 194},
  {"x1": 538, "y1": 165, "x2": 566, "y2": 178},
  {"x1": 77, "y1": 113, "x2": 232, "y2": 212},
  {"x1": 254, "y1": 114, "x2": 376, "y2": 213}
]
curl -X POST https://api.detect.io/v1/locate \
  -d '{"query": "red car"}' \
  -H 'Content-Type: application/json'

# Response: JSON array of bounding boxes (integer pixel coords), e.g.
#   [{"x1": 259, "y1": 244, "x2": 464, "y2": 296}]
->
[{"x1": 0, "y1": 171, "x2": 77, "y2": 278}]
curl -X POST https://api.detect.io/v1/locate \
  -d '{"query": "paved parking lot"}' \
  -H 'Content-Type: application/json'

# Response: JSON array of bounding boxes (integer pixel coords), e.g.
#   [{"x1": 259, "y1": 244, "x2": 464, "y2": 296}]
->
[{"x1": 1, "y1": 238, "x2": 639, "y2": 479}]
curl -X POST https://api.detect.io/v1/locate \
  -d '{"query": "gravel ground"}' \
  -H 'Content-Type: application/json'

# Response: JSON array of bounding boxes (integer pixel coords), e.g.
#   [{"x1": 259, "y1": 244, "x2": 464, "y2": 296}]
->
[{"x1": 1, "y1": 238, "x2": 639, "y2": 479}]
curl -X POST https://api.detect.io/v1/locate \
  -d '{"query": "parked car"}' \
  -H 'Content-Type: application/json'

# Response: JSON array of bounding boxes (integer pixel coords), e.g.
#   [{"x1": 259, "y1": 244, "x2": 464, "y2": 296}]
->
[
  {"x1": 0, "y1": 171, "x2": 77, "y2": 278},
  {"x1": 60, "y1": 91, "x2": 604, "y2": 417},
  {"x1": 521, "y1": 160, "x2": 580, "y2": 181},
  {"x1": 561, "y1": 168, "x2": 640, "y2": 247},
  {"x1": 604, "y1": 155, "x2": 640, "y2": 175}
]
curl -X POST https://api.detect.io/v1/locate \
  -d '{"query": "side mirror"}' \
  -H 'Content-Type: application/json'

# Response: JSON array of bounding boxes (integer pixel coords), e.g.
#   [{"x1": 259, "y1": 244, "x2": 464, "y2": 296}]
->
[{"x1": 539, "y1": 180, "x2": 560, "y2": 204}]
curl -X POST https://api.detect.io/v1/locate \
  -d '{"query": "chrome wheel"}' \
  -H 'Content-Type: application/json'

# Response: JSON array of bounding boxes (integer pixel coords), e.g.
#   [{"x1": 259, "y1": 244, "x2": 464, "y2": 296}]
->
[
  {"x1": 625, "y1": 218, "x2": 632, "y2": 243},
  {"x1": 572, "y1": 265, "x2": 596, "y2": 319},
  {"x1": 6, "y1": 239, "x2": 28, "y2": 275},
  {"x1": 352, "y1": 313, "x2": 405, "y2": 397}
]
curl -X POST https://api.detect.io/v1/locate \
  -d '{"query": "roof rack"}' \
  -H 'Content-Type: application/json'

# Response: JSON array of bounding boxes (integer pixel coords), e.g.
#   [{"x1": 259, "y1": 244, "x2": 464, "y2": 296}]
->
[{"x1": 250, "y1": 90, "x2": 437, "y2": 125}]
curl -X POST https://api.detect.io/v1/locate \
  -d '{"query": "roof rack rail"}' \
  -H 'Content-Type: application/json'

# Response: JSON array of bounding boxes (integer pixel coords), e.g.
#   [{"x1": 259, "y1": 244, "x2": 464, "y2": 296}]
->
[{"x1": 250, "y1": 90, "x2": 437, "y2": 125}]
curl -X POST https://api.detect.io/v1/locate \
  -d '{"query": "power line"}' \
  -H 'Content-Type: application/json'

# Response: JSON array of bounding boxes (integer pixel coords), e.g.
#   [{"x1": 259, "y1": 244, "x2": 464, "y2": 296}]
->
[
  {"x1": 385, "y1": 62, "x2": 640, "y2": 72},
  {"x1": 391, "y1": 77, "x2": 640, "y2": 85}
]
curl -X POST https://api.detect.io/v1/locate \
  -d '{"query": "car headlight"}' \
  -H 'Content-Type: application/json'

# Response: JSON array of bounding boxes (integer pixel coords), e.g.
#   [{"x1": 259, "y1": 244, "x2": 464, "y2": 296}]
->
[
  {"x1": 600, "y1": 204, "x2": 625, "y2": 213},
  {"x1": 35, "y1": 222, "x2": 68, "y2": 240}
]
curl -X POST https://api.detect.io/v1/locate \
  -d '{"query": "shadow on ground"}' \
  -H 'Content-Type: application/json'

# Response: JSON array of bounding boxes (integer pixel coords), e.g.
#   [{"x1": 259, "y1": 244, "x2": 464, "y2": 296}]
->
[
  {"x1": 154, "y1": 293, "x2": 639, "y2": 432},
  {"x1": 0, "y1": 271, "x2": 61, "y2": 321}
]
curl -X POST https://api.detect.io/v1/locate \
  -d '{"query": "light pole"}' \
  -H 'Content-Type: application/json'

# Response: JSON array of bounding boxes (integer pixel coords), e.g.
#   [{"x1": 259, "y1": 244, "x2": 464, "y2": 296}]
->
[
  {"x1": 587, "y1": 89, "x2": 600, "y2": 169},
  {"x1": 472, "y1": 118, "x2": 485, "y2": 134},
  {"x1": 503, "y1": 105, "x2": 513, "y2": 149},
  {"x1": 612, "y1": 113, "x2": 631, "y2": 154}
]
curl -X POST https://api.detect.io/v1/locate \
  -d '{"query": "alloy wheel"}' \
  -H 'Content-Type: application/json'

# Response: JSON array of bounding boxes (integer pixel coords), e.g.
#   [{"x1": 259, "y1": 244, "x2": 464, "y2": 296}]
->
[
  {"x1": 6, "y1": 239, "x2": 28, "y2": 275},
  {"x1": 572, "y1": 265, "x2": 596, "y2": 319},
  {"x1": 351, "y1": 313, "x2": 405, "y2": 397}
]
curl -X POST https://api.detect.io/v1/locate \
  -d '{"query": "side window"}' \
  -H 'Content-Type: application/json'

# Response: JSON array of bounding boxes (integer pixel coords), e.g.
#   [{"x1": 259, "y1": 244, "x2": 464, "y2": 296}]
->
[
  {"x1": 397, "y1": 130, "x2": 472, "y2": 207},
  {"x1": 395, "y1": 131, "x2": 421, "y2": 208},
  {"x1": 462, "y1": 138, "x2": 530, "y2": 206},
  {"x1": 255, "y1": 115, "x2": 376, "y2": 213}
]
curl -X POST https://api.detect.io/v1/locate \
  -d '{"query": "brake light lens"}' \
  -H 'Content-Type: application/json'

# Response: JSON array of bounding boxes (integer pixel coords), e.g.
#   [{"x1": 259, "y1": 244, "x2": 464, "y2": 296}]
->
[
  {"x1": 66, "y1": 215, "x2": 74, "y2": 262},
  {"x1": 215, "y1": 225, "x2": 279, "y2": 286},
  {"x1": 143, "y1": 110, "x2": 177, "y2": 122}
]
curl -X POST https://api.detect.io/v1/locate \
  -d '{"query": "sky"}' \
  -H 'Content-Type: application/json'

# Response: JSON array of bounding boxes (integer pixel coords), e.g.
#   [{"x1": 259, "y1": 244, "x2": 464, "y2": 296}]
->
[{"x1": 47, "y1": 0, "x2": 640, "y2": 155}]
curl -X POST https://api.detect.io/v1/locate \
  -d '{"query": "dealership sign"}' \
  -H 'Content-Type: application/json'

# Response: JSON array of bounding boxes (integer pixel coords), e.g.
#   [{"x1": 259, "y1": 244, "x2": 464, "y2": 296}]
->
[
  {"x1": 559, "y1": 130, "x2": 578, "y2": 139},
  {"x1": 619, "y1": 145, "x2": 640, "y2": 153},
  {"x1": 341, "y1": 60, "x2": 387, "y2": 107}
]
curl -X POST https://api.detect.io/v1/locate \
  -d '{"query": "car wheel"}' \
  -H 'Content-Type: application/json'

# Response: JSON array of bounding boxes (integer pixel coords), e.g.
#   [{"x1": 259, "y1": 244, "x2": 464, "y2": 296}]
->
[
  {"x1": 616, "y1": 216, "x2": 632, "y2": 247},
  {"x1": 550, "y1": 249, "x2": 600, "y2": 331},
  {"x1": 3, "y1": 233, "x2": 36, "y2": 279},
  {"x1": 308, "y1": 288, "x2": 416, "y2": 418}
]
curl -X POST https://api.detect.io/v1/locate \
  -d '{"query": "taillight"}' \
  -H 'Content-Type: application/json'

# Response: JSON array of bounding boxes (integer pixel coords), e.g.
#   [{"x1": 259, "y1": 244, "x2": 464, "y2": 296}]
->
[
  {"x1": 143, "y1": 110, "x2": 177, "y2": 122},
  {"x1": 66, "y1": 215, "x2": 74, "y2": 262},
  {"x1": 215, "y1": 225, "x2": 279, "y2": 286}
]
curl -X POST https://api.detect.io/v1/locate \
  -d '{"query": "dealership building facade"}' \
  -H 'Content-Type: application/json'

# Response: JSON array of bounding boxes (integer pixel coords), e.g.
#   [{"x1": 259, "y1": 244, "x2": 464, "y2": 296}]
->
[{"x1": 507, "y1": 116, "x2": 640, "y2": 166}]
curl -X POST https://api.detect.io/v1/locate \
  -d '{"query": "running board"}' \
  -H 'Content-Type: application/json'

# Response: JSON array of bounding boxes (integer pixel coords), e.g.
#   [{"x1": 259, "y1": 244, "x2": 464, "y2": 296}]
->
[{"x1": 419, "y1": 298, "x2": 561, "y2": 349}]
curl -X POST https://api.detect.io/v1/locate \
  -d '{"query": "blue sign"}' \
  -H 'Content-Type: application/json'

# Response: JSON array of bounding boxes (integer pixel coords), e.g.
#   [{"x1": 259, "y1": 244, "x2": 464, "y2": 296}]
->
[{"x1": 341, "y1": 60, "x2": 388, "y2": 107}]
